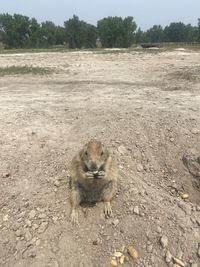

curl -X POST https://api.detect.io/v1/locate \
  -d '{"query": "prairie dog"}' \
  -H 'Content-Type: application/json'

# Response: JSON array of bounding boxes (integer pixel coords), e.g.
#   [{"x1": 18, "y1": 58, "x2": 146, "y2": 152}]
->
[{"x1": 69, "y1": 140, "x2": 118, "y2": 224}]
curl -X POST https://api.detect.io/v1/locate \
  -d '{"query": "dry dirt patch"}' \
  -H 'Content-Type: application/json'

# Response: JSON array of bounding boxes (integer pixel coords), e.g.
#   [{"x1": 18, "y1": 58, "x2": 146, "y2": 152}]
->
[{"x1": 0, "y1": 48, "x2": 200, "y2": 267}]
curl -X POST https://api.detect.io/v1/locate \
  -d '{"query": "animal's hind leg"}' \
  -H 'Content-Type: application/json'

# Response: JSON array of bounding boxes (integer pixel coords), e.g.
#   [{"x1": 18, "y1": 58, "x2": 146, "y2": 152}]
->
[
  {"x1": 101, "y1": 181, "x2": 116, "y2": 218},
  {"x1": 70, "y1": 187, "x2": 82, "y2": 224}
]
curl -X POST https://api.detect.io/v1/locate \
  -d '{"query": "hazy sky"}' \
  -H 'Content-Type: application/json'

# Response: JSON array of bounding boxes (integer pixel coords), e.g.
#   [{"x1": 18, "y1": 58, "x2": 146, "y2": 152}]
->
[{"x1": 0, "y1": 0, "x2": 199, "y2": 30}]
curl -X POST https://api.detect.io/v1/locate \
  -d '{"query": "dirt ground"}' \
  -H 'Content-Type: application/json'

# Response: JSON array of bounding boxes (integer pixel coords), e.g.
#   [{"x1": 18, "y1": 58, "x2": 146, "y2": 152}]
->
[{"x1": 0, "y1": 48, "x2": 200, "y2": 267}]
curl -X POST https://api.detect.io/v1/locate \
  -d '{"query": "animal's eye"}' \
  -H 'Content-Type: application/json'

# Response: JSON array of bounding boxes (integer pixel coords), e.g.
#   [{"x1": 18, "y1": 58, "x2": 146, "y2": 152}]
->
[
  {"x1": 85, "y1": 151, "x2": 88, "y2": 156},
  {"x1": 101, "y1": 151, "x2": 104, "y2": 156}
]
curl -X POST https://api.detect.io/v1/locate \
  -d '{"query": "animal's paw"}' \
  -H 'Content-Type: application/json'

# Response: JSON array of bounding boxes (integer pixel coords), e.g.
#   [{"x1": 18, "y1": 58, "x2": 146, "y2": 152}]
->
[
  {"x1": 104, "y1": 202, "x2": 113, "y2": 218},
  {"x1": 71, "y1": 209, "x2": 79, "y2": 225},
  {"x1": 86, "y1": 171, "x2": 94, "y2": 179},
  {"x1": 98, "y1": 171, "x2": 105, "y2": 179}
]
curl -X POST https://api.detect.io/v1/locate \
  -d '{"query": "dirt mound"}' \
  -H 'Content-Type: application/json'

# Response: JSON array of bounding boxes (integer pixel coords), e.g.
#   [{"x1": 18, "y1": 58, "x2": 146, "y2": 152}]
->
[{"x1": 0, "y1": 49, "x2": 200, "y2": 267}]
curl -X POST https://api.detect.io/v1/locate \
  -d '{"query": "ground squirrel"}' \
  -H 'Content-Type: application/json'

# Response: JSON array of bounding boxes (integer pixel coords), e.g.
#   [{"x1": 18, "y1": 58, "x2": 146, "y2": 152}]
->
[{"x1": 69, "y1": 140, "x2": 118, "y2": 224}]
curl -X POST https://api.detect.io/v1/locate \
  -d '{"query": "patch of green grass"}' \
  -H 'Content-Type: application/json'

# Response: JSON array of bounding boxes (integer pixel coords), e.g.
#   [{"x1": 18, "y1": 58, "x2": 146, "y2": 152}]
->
[{"x1": 0, "y1": 65, "x2": 52, "y2": 76}]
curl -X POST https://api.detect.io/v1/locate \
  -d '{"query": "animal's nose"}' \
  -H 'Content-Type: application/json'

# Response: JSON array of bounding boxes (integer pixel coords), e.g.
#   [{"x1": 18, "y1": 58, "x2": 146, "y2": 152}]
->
[{"x1": 90, "y1": 162, "x2": 98, "y2": 172}]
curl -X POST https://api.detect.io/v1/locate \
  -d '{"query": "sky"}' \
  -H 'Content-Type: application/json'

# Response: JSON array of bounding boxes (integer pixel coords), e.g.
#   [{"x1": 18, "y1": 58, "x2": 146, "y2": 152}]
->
[{"x1": 0, "y1": 0, "x2": 199, "y2": 30}]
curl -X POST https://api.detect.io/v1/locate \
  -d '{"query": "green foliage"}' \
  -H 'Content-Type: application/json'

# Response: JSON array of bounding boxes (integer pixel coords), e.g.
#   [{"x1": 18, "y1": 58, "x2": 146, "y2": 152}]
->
[
  {"x1": 164, "y1": 22, "x2": 198, "y2": 42},
  {"x1": 0, "y1": 66, "x2": 52, "y2": 76},
  {"x1": 146, "y1": 25, "x2": 164, "y2": 42},
  {"x1": 64, "y1": 15, "x2": 97, "y2": 48},
  {"x1": 97, "y1": 16, "x2": 137, "y2": 48},
  {"x1": 198, "y1": 18, "x2": 200, "y2": 41},
  {"x1": 0, "y1": 13, "x2": 199, "y2": 49},
  {"x1": 0, "y1": 13, "x2": 65, "y2": 48}
]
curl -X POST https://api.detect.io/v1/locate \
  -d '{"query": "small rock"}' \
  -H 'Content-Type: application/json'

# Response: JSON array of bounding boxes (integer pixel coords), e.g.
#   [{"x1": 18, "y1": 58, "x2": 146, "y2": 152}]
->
[
  {"x1": 191, "y1": 128, "x2": 199, "y2": 134},
  {"x1": 3, "y1": 214, "x2": 9, "y2": 222},
  {"x1": 127, "y1": 246, "x2": 139, "y2": 259},
  {"x1": 137, "y1": 164, "x2": 144, "y2": 172},
  {"x1": 29, "y1": 210, "x2": 36, "y2": 219},
  {"x1": 12, "y1": 222, "x2": 21, "y2": 231},
  {"x1": 133, "y1": 206, "x2": 140, "y2": 215},
  {"x1": 146, "y1": 244, "x2": 153, "y2": 253},
  {"x1": 32, "y1": 223, "x2": 39, "y2": 230},
  {"x1": 35, "y1": 239, "x2": 41, "y2": 246},
  {"x1": 25, "y1": 219, "x2": 32, "y2": 227},
  {"x1": 38, "y1": 221, "x2": 48, "y2": 234},
  {"x1": 160, "y1": 235, "x2": 168, "y2": 248},
  {"x1": 54, "y1": 180, "x2": 60, "y2": 187},
  {"x1": 165, "y1": 250, "x2": 172, "y2": 263},
  {"x1": 118, "y1": 145, "x2": 127, "y2": 155},
  {"x1": 181, "y1": 193, "x2": 189, "y2": 200},
  {"x1": 15, "y1": 229, "x2": 23, "y2": 237},
  {"x1": 3, "y1": 238, "x2": 9, "y2": 244},
  {"x1": 156, "y1": 226, "x2": 162, "y2": 233},
  {"x1": 38, "y1": 213, "x2": 47, "y2": 219},
  {"x1": 112, "y1": 219, "x2": 119, "y2": 227},
  {"x1": 24, "y1": 229, "x2": 32, "y2": 241}
]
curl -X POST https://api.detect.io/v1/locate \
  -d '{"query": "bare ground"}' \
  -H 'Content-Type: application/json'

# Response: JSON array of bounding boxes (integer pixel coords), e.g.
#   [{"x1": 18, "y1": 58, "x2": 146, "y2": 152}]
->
[{"x1": 0, "y1": 48, "x2": 200, "y2": 267}]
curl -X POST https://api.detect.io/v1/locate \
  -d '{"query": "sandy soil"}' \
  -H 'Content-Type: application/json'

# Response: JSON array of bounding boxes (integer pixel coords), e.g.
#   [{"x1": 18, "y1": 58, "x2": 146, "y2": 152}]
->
[{"x1": 0, "y1": 48, "x2": 200, "y2": 267}]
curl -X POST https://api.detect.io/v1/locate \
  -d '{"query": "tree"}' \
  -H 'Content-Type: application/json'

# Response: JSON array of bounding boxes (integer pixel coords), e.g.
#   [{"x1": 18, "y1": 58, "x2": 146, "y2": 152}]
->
[
  {"x1": 64, "y1": 15, "x2": 97, "y2": 48},
  {"x1": 146, "y1": 25, "x2": 164, "y2": 42},
  {"x1": 28, "y1": 18, "x2": 41, "y2": 47},
  {"x1": 198, "y1": 18, "x2": 200, "y2": 41},
  {"x1": 97, "y1": 16, "x2": 137, "y2": 48}
]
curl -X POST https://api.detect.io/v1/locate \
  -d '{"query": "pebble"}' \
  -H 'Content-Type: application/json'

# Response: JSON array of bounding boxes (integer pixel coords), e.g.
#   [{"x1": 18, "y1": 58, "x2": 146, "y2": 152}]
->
[
  {"x1": 156, "y1": 226, "x2": 162, "y2": 233},
  {"x1": 117, "y1": 145, "x2": 127, "y2": 155},
  {"x1": 38, "y1": 213, "x2": 47, "y2": 219},
  {"x1": 25, "y1": 219, "x2": 32, "y2": 227},
  {"x1": 12, "y1": 222, "x2": 21, "y2": 231},
  {"x1": 191, "y1": 128, "x2": 199, "y2": 134},
  {"x1": 32, "y1": 223, "x2": 39, "y2": 230},
  {"x1": 137, "y1": 164, "x2": 144, "y2": 172},
  {"x1": 160, "y1": 235, "x2": 168, "y2": 248},
  {"x1": 133, "y1": 206, "x2": 140, "y2": 215},
  {"x1": 29, "y1": 210, "x2": 36, "y2": 219},
  {"x1": 112, "y1": 219, "x2": 119, "y2": 227},
  {"x1": 146, "y1": 244, "x2": 153, "y2": 253},
  {"x1": 165, "y1": 250, "x2": 172, "y2": 263},
  {"x1": 35, "y1": 239, "x2": 41, "y2": 246},
  {"x1": 15, "y1": 229, "x2": 23, "y2": 237},
  {"x1": 3, "y1": 214, "x2": 9, "y2": 222},
  {"x1": 3, "y1": 238, "x2": 9, "y2": 244},
  {"x1": 54, "y1": 180, "x2": 60, "y2": 187},
  {"x1": 38, "y1": 221, "x2": 48, "y2": 233},
  {"x1": 24, "y1": 229, "x2": 32, "y2": 241},
  {"x1": 181, "y1": 194, "x2": 189, "y2": 200}
]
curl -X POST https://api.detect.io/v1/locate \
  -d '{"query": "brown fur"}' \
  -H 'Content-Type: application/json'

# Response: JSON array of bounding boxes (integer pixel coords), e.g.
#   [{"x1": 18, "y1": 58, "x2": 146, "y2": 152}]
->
[{"x1": 69, "y1": 140, "x2": 118, "y2": 224}]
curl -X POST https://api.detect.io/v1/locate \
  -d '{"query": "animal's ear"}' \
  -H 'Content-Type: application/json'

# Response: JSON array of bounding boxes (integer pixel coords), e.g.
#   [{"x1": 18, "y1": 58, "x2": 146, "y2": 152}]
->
[
  {"x1": 102, "y1": 145, "x2": 109, "y2": 158},
  {"x1": 79, "y1": 148, "x2": 86, "y2": 160},
  {"x1": 80, "y1": 143, "x2": 88, "y2": 158}
]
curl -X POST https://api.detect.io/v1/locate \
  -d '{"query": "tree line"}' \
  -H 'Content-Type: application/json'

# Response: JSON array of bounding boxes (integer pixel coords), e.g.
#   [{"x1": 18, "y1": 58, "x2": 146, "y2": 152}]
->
[{"x1": 0, "y1": 13, "x2": 200, "y2": 49}]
